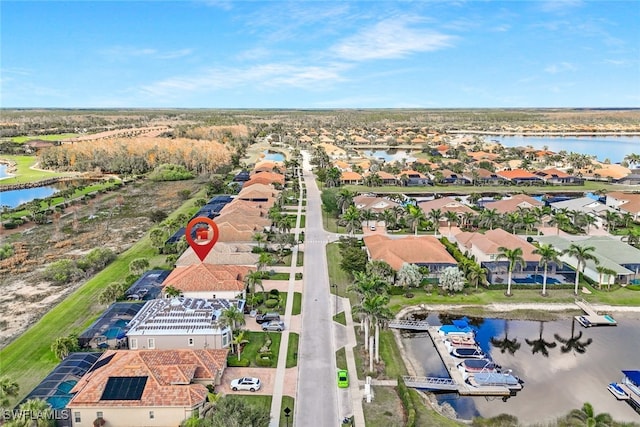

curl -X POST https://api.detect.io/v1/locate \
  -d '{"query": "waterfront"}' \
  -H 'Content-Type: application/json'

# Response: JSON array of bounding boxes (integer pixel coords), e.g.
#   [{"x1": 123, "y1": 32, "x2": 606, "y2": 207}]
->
[
  {"x1": 402, "y1": 312, "x2": 640, "y2": 425},
  {"x1": 488, "y1": 135, "x2": 640, "y2": 164}
]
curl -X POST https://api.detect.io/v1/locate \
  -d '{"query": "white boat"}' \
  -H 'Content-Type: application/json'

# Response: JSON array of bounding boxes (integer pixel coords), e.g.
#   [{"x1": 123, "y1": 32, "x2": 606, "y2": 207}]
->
[
  {"x1": 451, "y1": 347, "x2": 486, "y2": 359},
  {"x1": 608, "y1": 382, "x2": 629, "y2": 400},
  {"x1": 445, "y1": 334, "x2": 477, "y2": 347},
  {"x1": 471, "y1": 372, "x2": 523, "y2": 391}
]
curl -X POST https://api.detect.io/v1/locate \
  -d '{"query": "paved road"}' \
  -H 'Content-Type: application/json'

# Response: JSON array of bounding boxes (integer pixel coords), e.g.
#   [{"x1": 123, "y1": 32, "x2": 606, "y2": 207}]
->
[{"x1": 294, "y1": 152, "x2": 340, "y2": 426}]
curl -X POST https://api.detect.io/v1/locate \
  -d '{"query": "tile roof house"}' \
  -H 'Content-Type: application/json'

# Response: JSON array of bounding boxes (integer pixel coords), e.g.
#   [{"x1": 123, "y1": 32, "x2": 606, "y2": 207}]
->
[
  {"x1": 550, "y1": 197, "x2": 616, "y2": 227},
  {"x1": 537, "y1": 235, "x2": 640, "y2": 285},
  {"x1": 162, "y1": 263, "x2": 252, "y2": 299},
  {"x1": 363, "y1": 170, "x2": 398, "y2": 185},
  {"x1": 453, "y1": 228, "x2": 544, "y2": 284},
  {"x1": 398, "y1": 170, "x2": 431, "y2": 186},
  {"x1": 606, "y1": 191, "x2": 640, "y2": 221},
  {"x1": 252, "y1": 160, "x2": 284, "y2": 174},
  {"x1": 482, "y1": 194, "x2": 543, "y2": 214},
  {"x1": 534, "y1": 168, "x2": 584, "y2": 185},
  {"x1": 363, "y1": 234, "x2": 456, "y2": 275},
  {"x1": 242, "y1": 171, "x2": 285, "y2": 187},
  {"x1": 463, "y1": 168, "x2": 508, "y2": 186},
  {"x1": 126, "y1": 297, "x2": 241, "y2": 350},
  {"x1": 67, "y1": 348, "x2": 228, "y2": 427},
  {"x1": 496, "y1": 169, "x2": 544, "y2": 185},
  {"x1": 236, "y1": 183, "x2": 278, "y2": 202},
  {"x1": 577, "y1": 162, "x2": 630, "y2": 181},
  {"x1": 175, "y1": 242, "x2": 258, "y2": 266},
  {"x1": 418, "y1": 197, "x2": 475, "y2": 227},
  {"x1": 353, "y1": 195, "x2": 400, "y2": 213},
  {"x1": 340, "y1": 171, "x2": 363, "y2": 185}
]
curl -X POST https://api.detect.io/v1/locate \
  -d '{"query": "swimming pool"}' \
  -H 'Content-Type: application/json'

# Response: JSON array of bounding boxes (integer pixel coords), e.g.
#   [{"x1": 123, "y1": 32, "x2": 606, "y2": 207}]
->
[{"x1": 512, "y1": 274, "x2": 561, "y2": 284}]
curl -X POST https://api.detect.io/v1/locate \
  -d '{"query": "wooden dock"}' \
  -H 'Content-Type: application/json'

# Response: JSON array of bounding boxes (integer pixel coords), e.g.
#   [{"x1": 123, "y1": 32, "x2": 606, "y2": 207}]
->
[
  {"x1": 402, "y1": 326, "x2": 518, "y2": 397},
  {"x1": 575, "y1": 299, "x2": 617, "y2": 327}
]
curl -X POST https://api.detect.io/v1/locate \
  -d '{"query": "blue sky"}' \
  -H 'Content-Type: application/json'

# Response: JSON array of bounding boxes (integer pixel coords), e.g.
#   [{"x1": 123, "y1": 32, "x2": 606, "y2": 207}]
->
[{"x1": 2, "y1": 1, "x2": 639, "y2": 108}]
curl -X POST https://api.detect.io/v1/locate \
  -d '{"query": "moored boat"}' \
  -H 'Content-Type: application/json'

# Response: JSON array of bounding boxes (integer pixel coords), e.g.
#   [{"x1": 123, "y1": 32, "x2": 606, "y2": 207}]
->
[
  {"x1": 471, "y1": 372, "x2": 523, "y2": 391},
  {"x1": 608, "y1": 382, "x2": 629, "y2": 400},
  {"x1": 459, "y1": 359, "x2": 498, "y2": 373},
  {"x1": 451, "y1": 347, "x2": 486, "y2": 359}
]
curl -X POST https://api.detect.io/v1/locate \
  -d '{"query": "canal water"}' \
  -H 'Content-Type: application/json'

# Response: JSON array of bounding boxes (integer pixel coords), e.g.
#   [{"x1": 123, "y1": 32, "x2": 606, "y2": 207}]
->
[
  {"x1": 488, "y1": 135, "x2": 640, "y2": 164},
  {"x1": 362, "y1": 149, "x2": 418, "y2": 163},
  {"x1": 402, "y1": 312, "x2": 640, "y2": 425}
]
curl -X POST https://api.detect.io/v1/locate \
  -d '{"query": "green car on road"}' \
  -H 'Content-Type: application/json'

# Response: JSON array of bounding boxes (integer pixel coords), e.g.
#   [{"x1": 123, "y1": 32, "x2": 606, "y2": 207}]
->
[{"x1": 337, "y1": 370, "x2": 349, "y2": 388}]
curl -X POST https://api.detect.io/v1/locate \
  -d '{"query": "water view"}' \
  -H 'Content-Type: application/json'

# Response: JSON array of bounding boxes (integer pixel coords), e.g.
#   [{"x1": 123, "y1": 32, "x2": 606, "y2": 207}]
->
[
  {"x1": 362, "y1": 149, "x2": 418, "y2": 163},
  {"x1": 402, "y1": 312, "x2": 640, "y2": 425},
  {"x1": 262, "y1": 150, "x2": 285, "y2": 162},
  {"x1": 488, "y1": 135, "x2": 640, "y2": 164},
  {"x1": 1, "y1": 186, "x2": 59, "y2": 209},
  {"x1": 0, "y1": 164, "x2": 8, "y2": 179}
]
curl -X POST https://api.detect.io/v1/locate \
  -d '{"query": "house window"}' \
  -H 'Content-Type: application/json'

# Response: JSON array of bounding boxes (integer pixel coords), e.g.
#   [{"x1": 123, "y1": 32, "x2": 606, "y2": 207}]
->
[
  {"x1": 130, "y1": 338, "x2": 138, "y2": 350},
  {"x1": 188, "y1": 338, "x2": 194, "y2": 346},
  {"x1": 222, "y1": 332, "x2": 229, "y2": 347},
  {"x1": 148, "y1": 338, "x2": 155, "y2": 349},
  {"x1": 149, "y1": 411, "x2": 155, "y2": 419},
  {"x1": 96, "y1": 411, "x2": 103, "y2": 418},
  {"x1": 74, "y1": 412, "x2": 81, "y2": 423}
]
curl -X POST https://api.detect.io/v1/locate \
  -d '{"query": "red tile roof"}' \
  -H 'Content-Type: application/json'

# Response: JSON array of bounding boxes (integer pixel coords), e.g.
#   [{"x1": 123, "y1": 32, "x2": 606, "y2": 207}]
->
[
  {"x1": 496, "y1": 169, "x2": 538, "y2": 179},
  {"x1": 163, "y1": 264, "x2": 253, "y2": 293},
  {"x1": 363, "y1": 235, "x2": 456, "y2": 270},
  {"x1": 68, "y1": 349, "x2": 228, "y2": 408}
]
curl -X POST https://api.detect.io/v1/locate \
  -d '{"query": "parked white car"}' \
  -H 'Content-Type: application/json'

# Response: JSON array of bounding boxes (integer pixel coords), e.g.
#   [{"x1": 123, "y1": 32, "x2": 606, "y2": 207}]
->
[{"x1": 230, "y1": 377, "x2": 261, "y2": 392}]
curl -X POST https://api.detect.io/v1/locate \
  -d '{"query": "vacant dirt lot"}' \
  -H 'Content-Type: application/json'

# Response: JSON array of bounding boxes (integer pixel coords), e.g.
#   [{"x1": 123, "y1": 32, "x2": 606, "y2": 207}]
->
[{"x1": 0, "y1": 178, "x2": 202, "y2": 347}]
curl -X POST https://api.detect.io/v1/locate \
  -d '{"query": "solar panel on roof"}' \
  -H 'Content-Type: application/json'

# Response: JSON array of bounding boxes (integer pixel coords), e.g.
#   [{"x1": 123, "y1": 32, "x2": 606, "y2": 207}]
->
[
  {"x1": 87, "y1": 353, "x2": 115, "y2": 373},
  {"x1": 101, "y1": 376, "x2": 147, "y2": 401}
]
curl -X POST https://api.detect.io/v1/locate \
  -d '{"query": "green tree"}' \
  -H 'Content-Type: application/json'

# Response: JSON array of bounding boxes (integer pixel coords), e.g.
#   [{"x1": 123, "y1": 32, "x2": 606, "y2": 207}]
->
[
  {"x1": 42, "y1": 259, "x2": 84, "y2": 285},
  {"x1": 164, "y1": 285, "x2": 181, "y2": 297},
  {"x1": 440, "y1": 266, "x2": 466, "y2": 293},
  {"x1": 257, "y1": 252, "x2": 274, "y2": 272},
  {"x1": 202, "y1": 395, "x2": 270, "y2": 427},
  {"x1": 341, "y1": 205, "x2": 362, "y2": 235},
  {"x1": 466, "y1": 263, "x2": 488, "y2": 290},
  {"x1": 220, "y1": 305, "x2": 245, "y2": 335},
  {"x1": 595, "y1": 265, "x2": 617, "y2": 291},
  {"x1": 149, "y1": 227, "x2": 169, "y2": 254},
  {"x1": 0, "y1": 377, "x2": 19, "y2": 407},
  {"x1": 428, "y1": 208, "x2": 442, "y2": 236},
  {"x1": 129, "y1": 258, "x2": 150, "y2": 276},
  {"x1": 98, "y1": 281, "x2": 127, "y2": 305},
  {"x1": 51, "y1": 334, "x2": 79, "y2": 361},
  {"x1": 404, "y1": 204, "x2": 425, "y2": 235},
  {"x1": 244, "y1": 271, "x2": 264, "y2": 305},
  {"x1": 10, "y1": 399, "x2": 56, "y2": 427},
  {"x1": 231, "y1": 330, "x2": 249, "y2": 361},
  {"x1": 496, "y1": 247, "x2": 525, "y2": 297},
  {"x1": 562, "y1": 244, "x2": 599, "y2": 295},
  {"x1": 395, "y1": 263, "x2": 423, "y2": 288},
  {"x1": 533, "y1": 243, "x2": 561, "y2": 296}
]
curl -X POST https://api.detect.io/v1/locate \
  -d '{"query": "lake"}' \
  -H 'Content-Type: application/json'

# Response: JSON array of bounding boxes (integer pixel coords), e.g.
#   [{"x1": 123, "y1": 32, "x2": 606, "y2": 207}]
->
[
  {"x1": 488, "y1": 135, "x2": 640, "y2": 164},
  {"x1": 402, "y1": 312, "x2": 640, "y2": 425},
  {"x1": 0, "y1": 164, "x2": 8, "y2": 178},
  {"x1": 362, "y1": 149, "x2": 418, "y2": 163},
  {"x1": 262, "y1": 150, "x2": 285, "y2": 162}
]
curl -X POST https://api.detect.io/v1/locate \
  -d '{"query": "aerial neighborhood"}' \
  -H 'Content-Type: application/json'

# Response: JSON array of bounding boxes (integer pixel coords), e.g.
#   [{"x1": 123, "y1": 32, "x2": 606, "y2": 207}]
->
[{"x1": 1, "y1": 110, "x2": 640, "y2": 427}]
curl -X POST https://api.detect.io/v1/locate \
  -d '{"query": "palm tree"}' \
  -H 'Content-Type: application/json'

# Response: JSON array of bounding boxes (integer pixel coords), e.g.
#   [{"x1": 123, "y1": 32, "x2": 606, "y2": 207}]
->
[
  {"x1": 549, "y1": 212, "x2": 570, "y2": 235},
  {"x1": 479, "y1": 208, "x2": 499, "y2": 230},
  {"x1": 504, "y1": 211, "x2": 522, "y2": 234},
  {"x1": 244, "y1": 271, "x2": 264, "y2": 305},
  {"x1": 50, "y1": 335, "x2": 79, "y2": 361},
  {"x1": 623, "y1": 227, "x2": 640, "y2": 248},
  {"x1": 252, "y1": 232, "x2": 266, "y2": 250},
  {"x1": 565, "y1": 402, "x2": 613, "y2": 427},
  {"x1": 595, "y1": 265, "x2": 617, "y2": 291},
  {"x1": 466, "y1": 263, "x2": 488, "y2": 290},
  {"x1": 257, "y1": 252, "x2": 274, "y2": 272},
  {"x1": 554, "y1": 319, "x2": 593, "y2": 355},
  {"x1": 164, "y1": 285, "x2": 181, "y2": 297},
  {"x1": 13, "y1": 399, "x2": 55, "y2": 426},
  {"x1": 336, "y1": 188, "x2": 356, "y2": 214},
  {"x1": 353, "y1": 293, "x2": 392, "y2": 370},
  {"x1": 496, "y1": 246, "x2": 525, "y2": 296},
  {"x1": 562, "y1": 244, "x2": 599, "y2": 295},
  {"x1": 428, "y1": 209, "x2": 442, "y2": 236},
  {"x1": 525, "y1": 321, "x2": 556, "y2": 357},
  {"x1": 533, "y1": 243, "x2": 561, "y2": 296},
  {"x1": 404, "y1": 205, "x2": 425, "y2": 235},
  {"x1": 341, "y1": 205, "x2": 362, "y2": 235},
  {"x1": 603, "y1": 210, "x2": 620, "y2": 233},
  {"x1": 444, "y1": 211, "x2": 459, "y2": 236},
  {"x1": 0, "y1": 376, "x2": 19, "y2": 407},
  {"x1": 220, "y1": 306, "x2": 245, "y2": 335},
  {"x1": 231, "y1": 330, "x2": 249, "y2": 361}
]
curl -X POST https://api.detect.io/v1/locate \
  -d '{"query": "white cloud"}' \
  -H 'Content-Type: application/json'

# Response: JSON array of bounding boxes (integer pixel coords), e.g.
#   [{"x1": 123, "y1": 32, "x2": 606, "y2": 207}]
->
[
  {"x1": 101, "y1": 46, "x2": 193, "y2": 60},
  {"x1": 331, "y1": 17, "x2": 455, "y2": 61},
  {"x1": 544, "y1": 62, "x2": 576, "y2": 74},
  {"x1": 139, "y1": 62, "x2": 350, "y2": 98}
]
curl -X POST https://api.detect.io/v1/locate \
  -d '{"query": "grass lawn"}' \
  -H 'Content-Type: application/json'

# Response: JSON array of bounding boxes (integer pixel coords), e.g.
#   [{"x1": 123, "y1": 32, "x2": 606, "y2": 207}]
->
[
  {"x1": 292, "y1": 292, "x2": 302, "y2": 315},
  {"x1": 279, "y1": 396, "x2": 295, "y2": 427},
  {"x1": 11, "y1": 133, "x2": 78, "y2": 143},
  {"x1": 0, "y1": 236, "x2": 157, "y2": 405},
  {"x1": 326, "y1": 243, "x2": 358, "y2": 306},
  {"x1": 335, "y1": 347, "x2": 347, "y2": 371},
  {"x1": 411, "y1": 389, "x2": 464, "y2": 427},
  {"x1": 286, "y1": 333, "x2": 299, "y2": 368},
  {"x1": 342, "y1": 180, "x2": 626, "y2": 195},
  {"x1": 298, "y1": 215, "x2": 306, "y2": 228},
  {"x1": 362, "y1": 386, "x2": 406, "y2": 427},
  {"x1": 231, "y1": 331, "x2": 282, "y2": 368},
  {"x1": 378, "y1": 330, "x2": 408, "y2": 378},
  {"x1": 0, "y1": 155, "x2": 73, "y2": 185},
  {"x1": 333, "y1": 311, "x2": 346, "y2": 326}
]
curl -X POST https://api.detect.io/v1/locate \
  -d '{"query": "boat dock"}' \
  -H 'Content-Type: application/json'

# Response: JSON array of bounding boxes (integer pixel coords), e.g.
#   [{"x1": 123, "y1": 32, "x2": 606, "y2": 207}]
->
[
  {"x1": 392, "y1": 322, "x2": 520, "y2": 397},
  {"x1": 574, "y1": 299, "x2": 617, "y2": 327}
]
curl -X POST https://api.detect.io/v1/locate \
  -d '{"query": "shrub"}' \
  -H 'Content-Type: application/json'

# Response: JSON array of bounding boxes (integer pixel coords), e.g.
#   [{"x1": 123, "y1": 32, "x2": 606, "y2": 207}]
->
[
  {"x1": 404, "y1": 292, "x2": 414, "y2": 299},
  {"x1": 269, "y1": 289, "x2": 280, "y2": 297},
  {"x1": 148, "y1": 164, "x2": 195, "y2": 182},
  {"x1": 265, "y1": 299, "x2": 279, "y2": 309},
  {"x1": 227, "y1": 357, "x2": 250, "y2": 367},
  {"x1": 255, "y1": 356, "x2": 272, "y2": 367},
  {"x1": 295, "y1": 272, "x2": 303, "y2": 280}
]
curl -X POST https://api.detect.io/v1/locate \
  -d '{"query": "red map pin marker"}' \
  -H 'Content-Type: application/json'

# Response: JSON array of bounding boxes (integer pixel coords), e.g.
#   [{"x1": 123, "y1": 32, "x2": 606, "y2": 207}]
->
[{"x1": 185, "y1": 217, "x2": 219, "y2": 262}]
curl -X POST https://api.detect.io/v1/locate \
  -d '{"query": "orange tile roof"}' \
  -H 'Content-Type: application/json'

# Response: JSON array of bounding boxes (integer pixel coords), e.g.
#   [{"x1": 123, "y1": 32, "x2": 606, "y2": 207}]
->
[
  {"x1": 68, "y1": 349, "x2": 228, "y2": 408},
  {"x1": 341, "y1": 171, "x2": 363, "y2": 181},
  {"x1": 163, "y1": 264, "x2": 253, "y2": 292},
  {"x1": 482, "y1": 194, "x2": 543, "y2": 214},
  {"x1": 176, "y1": 242, "x2": 258, "y2": 266},
  {"x1": 607, "y1": 191, "x2": 640, "y2": 214},
  {"x1": 455, "y1": 228, "x2": 540, "y2": 262},
  {"x1": 363, "y1": 235, "x2": 456, "y2": 271},
  {"x1": 243, "y1": 172, "x2": 285, "y2": 187},
  {"x1": 496, "y1": 169, "x2": 538, "y2": 179},
  {"x1": 418, "y1": 197, "x2": 475, "y2": 215},
  {"x1": 538, "y1": 168, "x2": 571, "y2": 178}
]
